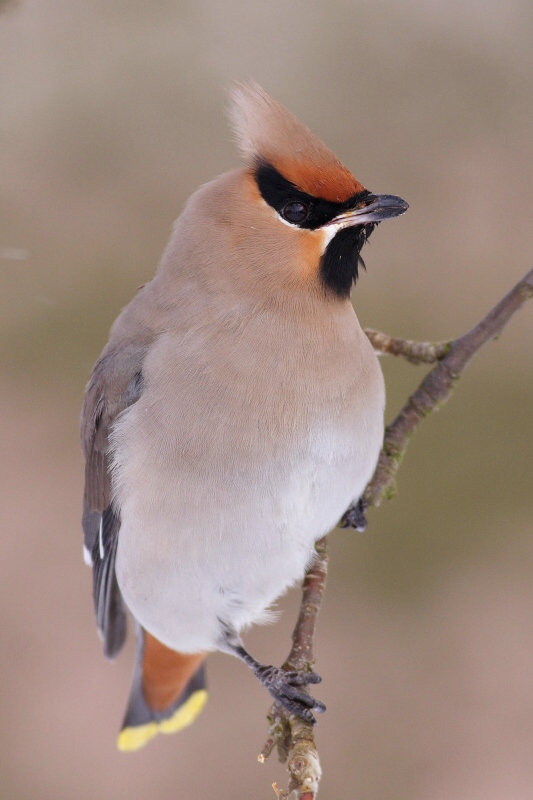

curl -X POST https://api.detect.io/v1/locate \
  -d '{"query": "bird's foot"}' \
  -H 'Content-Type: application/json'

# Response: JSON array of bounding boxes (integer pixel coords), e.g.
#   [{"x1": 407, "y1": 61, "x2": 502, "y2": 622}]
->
[
  {"x1": 339, "y1": 497, "x2": 368, "y2": 531},
  {"x1": 219, "y1": 633, "x2": 326, "y2": 723},
  {"x1": 254, "y1": 665, "x2": 326, "y2": 724}
]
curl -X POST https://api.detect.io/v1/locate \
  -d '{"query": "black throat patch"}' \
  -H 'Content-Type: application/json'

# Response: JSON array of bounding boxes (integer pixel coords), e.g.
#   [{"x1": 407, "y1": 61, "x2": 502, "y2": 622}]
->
[
  {"x1": 254, "y1": 161, "x2": 375, "y2": 297},
  {"x1": 320, "y1": 224, "x2": 375, "y2": 298}
]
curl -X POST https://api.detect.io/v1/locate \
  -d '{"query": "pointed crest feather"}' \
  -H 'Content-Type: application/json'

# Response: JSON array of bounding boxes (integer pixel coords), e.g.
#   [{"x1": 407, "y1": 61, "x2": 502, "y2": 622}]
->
[{"x1": 228, "y1": 81, "x2": 364, "y2": 202}]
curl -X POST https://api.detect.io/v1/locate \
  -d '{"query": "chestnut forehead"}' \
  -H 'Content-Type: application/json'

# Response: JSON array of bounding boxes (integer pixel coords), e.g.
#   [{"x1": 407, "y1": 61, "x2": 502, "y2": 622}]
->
[{"x1": 268, "y1": 156, "x2": 364, "y2": 203}]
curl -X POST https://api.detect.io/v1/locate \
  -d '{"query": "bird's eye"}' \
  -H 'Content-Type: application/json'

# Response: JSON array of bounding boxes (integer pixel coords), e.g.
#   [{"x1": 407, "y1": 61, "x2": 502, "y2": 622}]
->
[{"x1": 281, "y1": 201, "x2": 309, "y2": 224}]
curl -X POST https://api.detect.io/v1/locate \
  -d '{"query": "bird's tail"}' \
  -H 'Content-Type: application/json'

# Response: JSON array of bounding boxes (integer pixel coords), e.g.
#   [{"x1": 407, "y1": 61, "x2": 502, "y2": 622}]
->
[{"x1": 118, "y1": 622, "x2": 207, "y2": 752}]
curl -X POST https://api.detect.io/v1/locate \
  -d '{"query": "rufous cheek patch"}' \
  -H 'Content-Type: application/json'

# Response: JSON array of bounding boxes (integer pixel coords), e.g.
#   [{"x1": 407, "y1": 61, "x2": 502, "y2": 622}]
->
[{"x1": 295, "y1": 229, "x2": 329, "y2": 283}]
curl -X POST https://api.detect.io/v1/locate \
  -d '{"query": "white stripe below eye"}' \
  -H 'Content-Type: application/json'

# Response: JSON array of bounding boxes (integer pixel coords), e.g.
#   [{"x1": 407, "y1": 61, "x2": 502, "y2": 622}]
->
[
  {"x1": 320, "y1": 221, "x2": 348, "y2": 247},
  {"x1": 83, "y1": 545, "x2": 93, "y2": 567},
  {"x1": 99, "y1": 516, "x2": 105, "y2": 560},
  {"x1": 275, "y1": 210, "x2": 299, "y2": 228}
]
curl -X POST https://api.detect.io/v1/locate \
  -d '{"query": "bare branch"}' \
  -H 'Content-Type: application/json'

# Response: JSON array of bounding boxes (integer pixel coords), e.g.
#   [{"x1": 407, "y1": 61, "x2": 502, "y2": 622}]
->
[
  {"x1": 259, "y1": 538, "x2": 328, "y2": 799},
  {"x1": 284, "y1": 537, "x2": 329, "y2": 673},
  {"x1": 364, "y1": 266, "x2": 533, "y2": 508},
  {"x1": 261, "y1": 266, "x2": 533, "y2": 797},
  {"x1": 364, "y1": 328, "x2": 451, "y2": 364}
]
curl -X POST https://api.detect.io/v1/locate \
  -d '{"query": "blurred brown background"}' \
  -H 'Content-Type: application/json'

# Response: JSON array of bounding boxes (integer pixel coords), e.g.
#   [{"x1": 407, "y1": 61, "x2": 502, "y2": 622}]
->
[{"x1": 1, "y1": 1, "x2": 532, "y2": 798}]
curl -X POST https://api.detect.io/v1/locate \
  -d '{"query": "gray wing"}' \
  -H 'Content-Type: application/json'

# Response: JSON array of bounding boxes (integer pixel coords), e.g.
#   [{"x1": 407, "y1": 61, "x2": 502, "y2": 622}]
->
[{"x1": 81, "y1": 343, "x2": 146, "y2": 659}]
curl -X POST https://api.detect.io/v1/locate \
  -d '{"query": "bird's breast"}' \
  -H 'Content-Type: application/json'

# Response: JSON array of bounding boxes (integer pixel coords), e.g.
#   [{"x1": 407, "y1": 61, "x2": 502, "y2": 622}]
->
[
  {"x1": 111, "y1": 300, "x2": 385, "y2": 528},
  {"x1": 111, "y1": 301, "x2": 384, "y2": 649}
]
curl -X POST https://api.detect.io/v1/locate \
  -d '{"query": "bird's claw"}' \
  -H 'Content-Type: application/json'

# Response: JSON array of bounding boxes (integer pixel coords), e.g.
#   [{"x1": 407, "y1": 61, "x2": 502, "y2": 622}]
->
[
  {"x1": 255, "y1": 665, "x2": 326, "y2": 723},
  {"x1": 339, "y1": 497, "x2": 368, "y2": 531}
]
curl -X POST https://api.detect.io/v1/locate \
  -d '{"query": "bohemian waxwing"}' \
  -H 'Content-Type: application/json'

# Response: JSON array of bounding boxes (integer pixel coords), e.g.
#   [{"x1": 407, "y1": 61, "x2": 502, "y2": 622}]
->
[{"x1": 81, "y1": 81, "x2": 408, "y2": 751}]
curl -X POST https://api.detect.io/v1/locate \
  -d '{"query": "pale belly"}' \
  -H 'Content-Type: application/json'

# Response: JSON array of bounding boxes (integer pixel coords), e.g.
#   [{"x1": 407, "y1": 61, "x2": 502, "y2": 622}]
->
[{"x1": 114, "y1": 405, "x2": 383, "y2": 654}]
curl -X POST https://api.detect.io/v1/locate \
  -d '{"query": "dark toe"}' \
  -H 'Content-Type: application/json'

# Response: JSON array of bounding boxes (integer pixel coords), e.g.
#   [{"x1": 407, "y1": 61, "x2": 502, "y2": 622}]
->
[
  {"x1": 340, "y1": 498, "x2": 368, "y2": 531},
  {"x1": 280, "y1": 684, "x2": 317, "y2": 708},
  {"x1": 275, "y1": 682, "x2": 326, "y2": 719},
  {"x1": 284, "y1": 670, "x2": 322, "y2": 686},
  {"x1": 302, "y1": 672, "x2": 322, "y2": 685}
]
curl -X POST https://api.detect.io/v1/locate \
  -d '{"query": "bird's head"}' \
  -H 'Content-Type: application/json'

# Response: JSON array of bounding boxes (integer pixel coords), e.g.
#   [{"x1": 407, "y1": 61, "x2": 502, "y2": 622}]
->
[
  {"x1": 167, "y1": 83, "x2": 407, "y2": 301},
  {"x1": 226, "y1": 82, "x2": 408, "y2": 297}
]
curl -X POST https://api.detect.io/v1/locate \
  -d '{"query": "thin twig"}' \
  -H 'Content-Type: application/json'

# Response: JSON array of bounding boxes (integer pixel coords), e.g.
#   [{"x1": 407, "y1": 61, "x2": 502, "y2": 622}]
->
[
  {"x1": 261, "y1": 266, "x2": 533, "y2": 798},
  {"x1": 364, "y1": 266, "x2": 533, "y2": 508},
  {"x1": 364, "y1": 328, "x2": 451, "y2": 364}
]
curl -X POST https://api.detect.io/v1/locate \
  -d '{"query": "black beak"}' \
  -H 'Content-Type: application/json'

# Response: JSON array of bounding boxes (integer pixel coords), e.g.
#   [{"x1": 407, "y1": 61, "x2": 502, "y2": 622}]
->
[{"x1": 328, "y1": 194, "x2": 409, "y2": 226}]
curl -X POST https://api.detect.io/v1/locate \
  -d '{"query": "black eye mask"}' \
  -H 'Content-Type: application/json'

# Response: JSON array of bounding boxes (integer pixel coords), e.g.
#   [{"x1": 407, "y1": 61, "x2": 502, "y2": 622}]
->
[{"x1": 254, "y1": 161, "x2": 371, "y2": 229}]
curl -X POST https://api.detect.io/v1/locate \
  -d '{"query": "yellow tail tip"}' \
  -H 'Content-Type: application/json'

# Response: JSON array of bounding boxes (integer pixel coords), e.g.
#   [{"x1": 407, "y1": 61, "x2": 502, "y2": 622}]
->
[
  {"x1": 117, "y1": 690, "x2": 208, "y2": 752},
  {"x1": 117, "y1": 721, "x2": 159, "y2": 752}
]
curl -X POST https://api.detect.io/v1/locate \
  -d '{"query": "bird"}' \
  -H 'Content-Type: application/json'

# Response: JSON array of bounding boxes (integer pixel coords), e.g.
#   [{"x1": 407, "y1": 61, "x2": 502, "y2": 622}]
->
[{"x1": 80, "y1": 81, "x2": 408, "y2": 752}]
